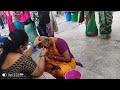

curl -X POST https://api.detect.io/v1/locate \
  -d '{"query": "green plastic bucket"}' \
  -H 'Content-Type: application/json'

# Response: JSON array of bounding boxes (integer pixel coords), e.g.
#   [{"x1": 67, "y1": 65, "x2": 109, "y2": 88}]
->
[{"x1": 71, "y1": 12, "x2": 78, "y2": 22}]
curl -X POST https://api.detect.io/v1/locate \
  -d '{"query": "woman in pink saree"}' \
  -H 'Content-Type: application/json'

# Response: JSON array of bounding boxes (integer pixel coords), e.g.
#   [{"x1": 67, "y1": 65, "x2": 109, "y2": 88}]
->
[{"x1": 5, "y1": 11, "x2": 16, "y2": 32}]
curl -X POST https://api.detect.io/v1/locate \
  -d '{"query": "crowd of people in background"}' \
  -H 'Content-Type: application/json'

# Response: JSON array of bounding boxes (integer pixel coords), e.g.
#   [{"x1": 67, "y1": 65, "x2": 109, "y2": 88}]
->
[
  {"x1": 0, "y1": 11, "x2": 5, "y2": 29},
  {"x1": 0, "y1": 11, "x2": 58, "y2": 37},
  {"x1": 0, "y1": 11, "x2": 113, "y2": 39},
  {"x1": 79, "y1": 11, "x2": 113, "y2": 39}
]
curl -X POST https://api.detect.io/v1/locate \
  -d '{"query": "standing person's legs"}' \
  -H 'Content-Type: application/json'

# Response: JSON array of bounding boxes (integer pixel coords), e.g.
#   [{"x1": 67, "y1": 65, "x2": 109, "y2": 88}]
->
[
  {"x1": 79, "y1": 11, "x2": 84, "y2": 24},
  {"x1": 43, "y1": 26, "x2": 49, "y2": 36},
  {"x1": 0, "y1": 17, "x2": 2, "y2": 25},
  {"x1": 85, "y1": 11, "x2": 98, "y2": 37},
  {"x1": 4, "y1": 14, "x2": 7, "y2": 24},
  {"x1": 1, "y1": 15, "x2": 5, "y2": 24},
  {"x1": 46, "y1": 23, "x2": 54, "y2": 37},
  {"x1": 6, "y1": 16, "x2": 13, "y2": 32},
  {"x1": 99, "y1": 11, "x2": 113, "y2": 39},
  {"x1": 53, "y1": 11, "x2": 58, "y2": 17},
  {"x1": 37, "y1": 24, "x2": 48, "y2": 36},
  {"x1": 0, "y1": 16, "x2": 4, "y2": 29},
  {"x1": 37, "y1": 25, "x2": 44, "y2": 36}
]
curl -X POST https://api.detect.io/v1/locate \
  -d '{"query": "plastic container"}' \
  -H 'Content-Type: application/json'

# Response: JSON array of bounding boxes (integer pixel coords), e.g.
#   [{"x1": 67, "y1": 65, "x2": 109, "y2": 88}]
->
[
  {"x1": 65, "y1": 12, "x2": 71, "y2": 21},
  {"x1": 71, "y1": 12, "x2": 78, "y2": 22},
  {"x1": 64, "y1": 69, "x2": 82, "y2": 79}
]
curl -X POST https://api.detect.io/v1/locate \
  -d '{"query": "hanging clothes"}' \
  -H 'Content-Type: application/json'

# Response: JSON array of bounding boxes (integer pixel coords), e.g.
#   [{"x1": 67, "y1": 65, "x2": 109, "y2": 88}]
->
[
  {"x1": 0, "y1": 11, "x2": 4, "y2": 29},
  {"x1": 84, "y1": 11, "x2": 98, "y2": 37},
  {"x1": 5, "y1": 11, "x2": 16, "y2": 32},
  {"x1": 99, "y1": 11, "x2": 113, "y2": 39},
  {"x1": 37, "y1": 11, "x2": 50, "y2": 36},
  {"x1": 30, "y1": 11, "x2": 58, "y2": 37},
  {"x1": 20, "y1": 11, "x2": 38, "y2": 44}
]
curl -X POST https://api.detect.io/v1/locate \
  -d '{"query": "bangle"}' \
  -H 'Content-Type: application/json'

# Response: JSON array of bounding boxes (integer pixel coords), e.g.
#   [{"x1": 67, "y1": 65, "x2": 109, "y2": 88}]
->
[
  {"x1": 39, "y1": 53, "x2": 45, "y2": 57},
  {"x1": 31, "y1": 44, "x2": 36, "y2": 48}
]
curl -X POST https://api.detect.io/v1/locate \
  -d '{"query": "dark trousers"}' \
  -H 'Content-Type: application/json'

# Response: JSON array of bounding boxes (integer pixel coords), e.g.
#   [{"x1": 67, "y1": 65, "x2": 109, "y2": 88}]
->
[
  {"x1": 0, "y1": 16, "x2": 4, "y2": 29},
  {"x1": 37, "y1": 24, "x2": 48, "y2": 36}
]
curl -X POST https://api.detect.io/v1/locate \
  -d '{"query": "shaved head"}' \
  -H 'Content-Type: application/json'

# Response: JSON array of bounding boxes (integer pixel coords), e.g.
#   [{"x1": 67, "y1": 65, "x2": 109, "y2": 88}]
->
[
  {"x1": 39, "y1": 36, "x2": 51, "y2": 48},
  {"x1": 39, "y1": 36, "x2": 48, "y2": 41}
]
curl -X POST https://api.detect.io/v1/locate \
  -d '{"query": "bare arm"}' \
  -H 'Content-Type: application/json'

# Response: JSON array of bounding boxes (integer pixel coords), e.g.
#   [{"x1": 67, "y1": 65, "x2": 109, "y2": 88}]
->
[
  {"x1": 24, "y1": 36, "x2": 42, "y2": 57},
  {"x1": 31, "y1": 56, "x2": 45, "y2": 77},
  {"x1": 24, "y1": 47, "x2": 34, "y2": 57},
  {"x1": 31, "y1": 47, "x2": 48, "y2": 77}
]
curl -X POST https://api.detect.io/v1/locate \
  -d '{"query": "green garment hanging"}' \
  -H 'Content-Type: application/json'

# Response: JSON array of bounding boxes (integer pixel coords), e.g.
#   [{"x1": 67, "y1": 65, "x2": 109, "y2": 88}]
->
[
  {"x1": 85, "y1": 11, "x2": 98, "y2": 36},
  {"x1": 24, "y1": 22, "x2": 38, "y2": 44}
]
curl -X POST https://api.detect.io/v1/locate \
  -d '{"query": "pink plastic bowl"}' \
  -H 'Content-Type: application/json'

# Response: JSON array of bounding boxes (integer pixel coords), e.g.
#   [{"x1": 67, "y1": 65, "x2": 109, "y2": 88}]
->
[{"x1": 64, "y1": 69, "x2": 82, "y2": 79}]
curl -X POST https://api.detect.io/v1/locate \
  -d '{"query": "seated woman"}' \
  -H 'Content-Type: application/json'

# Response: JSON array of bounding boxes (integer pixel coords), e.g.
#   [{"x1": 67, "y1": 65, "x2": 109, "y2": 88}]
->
[
  {"x1": 0, "y1": 30, "x2": 54, "y2": 79},
  {"x1": 39, "y1": 36, "x2": 83, "y2": 78}
]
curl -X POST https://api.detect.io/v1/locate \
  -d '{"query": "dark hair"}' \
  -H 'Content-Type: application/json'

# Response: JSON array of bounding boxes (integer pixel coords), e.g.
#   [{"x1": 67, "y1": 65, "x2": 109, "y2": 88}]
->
[{"x1": 0, "y1": 30, "x2": 28, "y2": 68}]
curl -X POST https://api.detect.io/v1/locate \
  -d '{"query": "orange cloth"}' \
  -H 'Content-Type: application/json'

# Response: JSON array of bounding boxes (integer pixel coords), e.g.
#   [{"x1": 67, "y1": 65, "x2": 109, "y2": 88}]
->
[{"x1": 45, "y1": 37, "x2": 76, "y2": 78}]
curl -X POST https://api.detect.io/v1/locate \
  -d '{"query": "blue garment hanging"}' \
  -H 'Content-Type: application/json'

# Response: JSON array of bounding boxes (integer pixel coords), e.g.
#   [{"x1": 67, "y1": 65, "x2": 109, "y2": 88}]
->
[{"x1": 14, "y1": 20, "x2": 24, "y2": 30}]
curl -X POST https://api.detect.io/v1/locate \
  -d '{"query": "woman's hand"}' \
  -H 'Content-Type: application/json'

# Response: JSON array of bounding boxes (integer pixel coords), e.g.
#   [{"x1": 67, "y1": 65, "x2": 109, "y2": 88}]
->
[
  {"x1": 33, "y1": 36, "x2": 42, "y2": 47},
  {"x1": 41, "y1": 47, "x2": 48, "y2": 55},
  {"x1": 47, "y1": 52, "x2": 55, "y2": 59}
]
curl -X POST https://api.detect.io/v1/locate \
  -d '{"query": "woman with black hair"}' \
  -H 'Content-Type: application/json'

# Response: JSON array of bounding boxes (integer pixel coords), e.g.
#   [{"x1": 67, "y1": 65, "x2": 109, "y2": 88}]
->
[{"x1": 0, "y1": 30, "x2": 50, "y2": 79}]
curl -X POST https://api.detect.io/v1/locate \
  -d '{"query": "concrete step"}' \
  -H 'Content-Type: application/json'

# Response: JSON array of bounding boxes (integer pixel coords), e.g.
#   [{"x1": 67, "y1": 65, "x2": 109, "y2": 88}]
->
[{"x1": 76, "y1": 66, "x2": 104, "y2": 79}]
